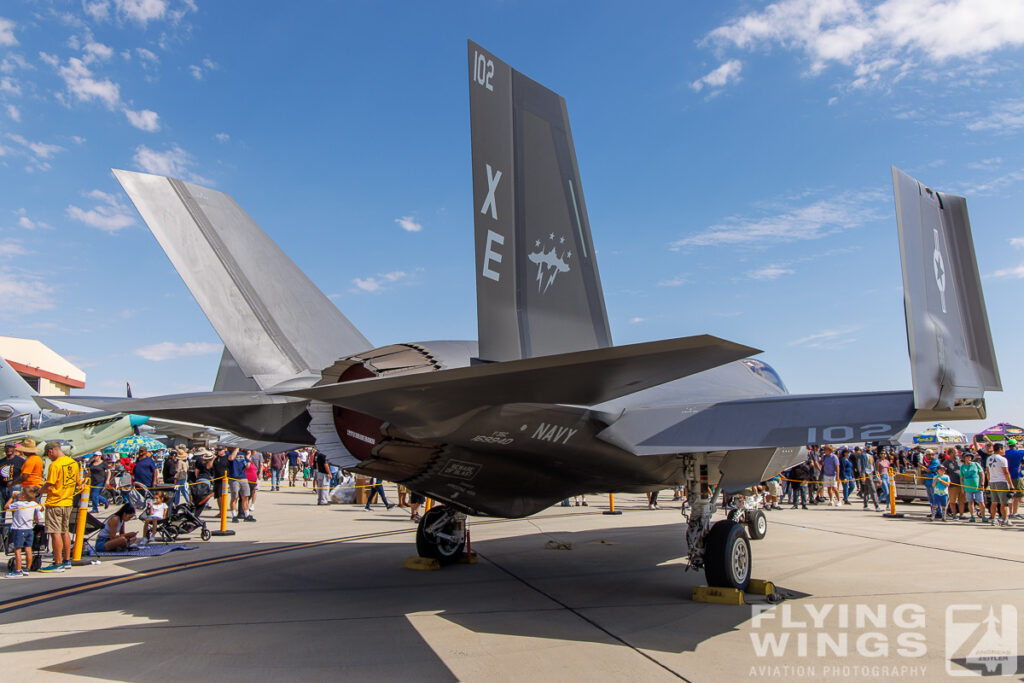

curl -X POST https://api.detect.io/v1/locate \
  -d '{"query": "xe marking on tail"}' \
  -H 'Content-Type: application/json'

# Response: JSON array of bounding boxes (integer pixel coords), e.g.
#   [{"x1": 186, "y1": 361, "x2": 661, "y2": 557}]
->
[{"x1": 481, "y1": 164, "x2": 502, "y2": 219}]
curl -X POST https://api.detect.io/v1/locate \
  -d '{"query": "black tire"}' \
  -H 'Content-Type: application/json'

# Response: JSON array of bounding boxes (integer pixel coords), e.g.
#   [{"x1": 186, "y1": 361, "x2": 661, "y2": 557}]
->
[
  {"x1": 898, "y1": 497, "x2": 915, "y2": 504},
  {"x1": 415, "y1": 506, "x2": 465, "y2": 565},
  {"x1": 31, "y1": 555, "x2": 41, "y2": 571},
  {"x1": 704, "y1": 520, "x2": 752, "y2": 590},
  {"x1": 200, "y1": 527, "x2": 211, "y2": 542},
  {"x1": 747, "y1": 509, "x2": 768, "y2": 540}
]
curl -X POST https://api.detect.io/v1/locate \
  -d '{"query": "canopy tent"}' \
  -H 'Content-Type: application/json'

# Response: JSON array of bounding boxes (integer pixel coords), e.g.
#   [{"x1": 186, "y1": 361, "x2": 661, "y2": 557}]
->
[
  {"x1": 913, "y1": 423, "x2": 967, "y2": 445},
  {"x1": 103, "y1": 434, "x2": 167, "y2": 455},
  {"x1": 975, "y1": 423, "x2": 1024, "y2": 442}
]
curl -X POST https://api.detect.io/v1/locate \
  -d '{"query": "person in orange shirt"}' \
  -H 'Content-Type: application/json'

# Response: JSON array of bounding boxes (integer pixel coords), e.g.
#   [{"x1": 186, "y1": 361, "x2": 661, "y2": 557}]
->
[
  {"x1": 39, "y1": 442, "x2": 80, "y2": 572},
  {"x1": 15, "y1": 438, "x2": 44, "y2": 488}
]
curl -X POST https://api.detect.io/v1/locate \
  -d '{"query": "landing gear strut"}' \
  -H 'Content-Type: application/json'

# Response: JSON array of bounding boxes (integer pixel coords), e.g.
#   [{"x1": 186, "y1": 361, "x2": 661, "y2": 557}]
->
[
  {"x1": 415, "y1": 505, "x2": 466, "y2": 565},
  {"x1": 683, "y1": 459, "x2": 753, "y2": 590}
]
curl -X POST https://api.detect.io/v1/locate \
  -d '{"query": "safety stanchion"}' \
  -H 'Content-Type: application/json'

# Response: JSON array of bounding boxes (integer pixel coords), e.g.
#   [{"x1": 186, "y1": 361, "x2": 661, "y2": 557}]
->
[
  {"x1": 210, "y1": 475, "x2": 235, "y2": 536},
  {"x1": 883, "y1": 467, "x2": 904, "y2": 518},
  {"x1": 71, "y1": 481, "x2": 91, "y2": 565},
  {"x1": 603, "y1": 492, "x2": 622, "y2": 515}
]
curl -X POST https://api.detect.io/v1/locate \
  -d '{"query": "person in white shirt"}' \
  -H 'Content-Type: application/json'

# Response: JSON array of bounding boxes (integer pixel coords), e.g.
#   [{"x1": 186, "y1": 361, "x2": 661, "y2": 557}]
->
[
  {"x1": 4, "y1": 486, "x2": 42, "y2": 577},
  {"x1": 142, "y1": 491, "x2": 170, "y2": 540},
  {"x1": 987, "y1": 443, "x2": 1014, "y2": 526}
]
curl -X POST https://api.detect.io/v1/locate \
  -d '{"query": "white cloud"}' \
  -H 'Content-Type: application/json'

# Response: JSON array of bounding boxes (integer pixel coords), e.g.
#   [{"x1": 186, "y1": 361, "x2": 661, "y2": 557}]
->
[
  {"x1": 116, "y1": 0, "x2": 168, "y2": 25},
  {"x1": 658, "y1": 275, "x2": 689, "y2": 287},
  {"x1": 0, "y1": 271, "x2": 54, "y2": 314},
  {"x1": 6, "y1": 104, "x2": 19, "y2": 122},
  {"x1": 6, "y1": 134, "x2": 65, "y2": 170},
  {"x1": 748, "y1": 265, "x2": 796, "y2": 279},
  {"x1": 125, "y1": 108, "x2": 160, "y2": 131},
  {"x1": 628, "y1": 316, "x2": 646, "y2": 324},
  {"x1": 15, "y1": 209, "x2": 52, "y2": 231},
  {"x1": 0, "y1": 54, "x2": 31, "y2": 73},
  {"x1": 135, "y1": 48, "x2": 159, "y2": 65},
  {"x1": 989, "y1": 264, "x2": 1024, "y2": 279},
  {"x1": 66, "y1": 189, "x2": 137, "y2": 233},
  {"x1": 83, "y1": 41, "x2": 114, "y2": 63},
  {"x1": 968, "y1": 157, "x2": 1003, "y2": 170},
  {"x1": 57, "y1": 57, "x2": 121, "y2": 109},
  {"x1": 132, "y1": 144, "x2": 208, "y2": 183},
  {"x1": 352, "y1": 270, "x2": 413, "y2": 293},
  {"x1": 84, "y1": 1, "x2": 111, "y2": 21},
  {"x1": 1011, "y1": 238, "x2": 1024, "y2": 248},
  {"x1": 189, "y1": 58, "x2": 217, "y2": 80},
  {"x1": 134, "y1": 341, "x2": 220, "y2": 361},
  {"x1": 0, "y1": 77, "x2": 20, "y2": 96},
  {"x1": 0, "y1": 240, "x2": 28, "y2": 257},
  {"x1": 215, "y1": 132, "x2": 229, "y2": 143},
  {"x1": 966, "y1": 100, "x2": 1024, "y2": 133},
  {"x1": 788, "y1": 326, "x2": 860, "y2": 349},
  {"x1": 691, "y1": 60, "x2": 743, "y2": 92},
  {"x1": 700, "y1": 0, "x2": 1024, "y2": 89},
  {"x1": 395, "y1": 216, "x2": 422, "y2": 232},
  {"x1": 0, "y1": 18, "x2": 17, "y2": 47},
  {"x1": 672, "y1": 193, "x2": 882, "y2": 247}
]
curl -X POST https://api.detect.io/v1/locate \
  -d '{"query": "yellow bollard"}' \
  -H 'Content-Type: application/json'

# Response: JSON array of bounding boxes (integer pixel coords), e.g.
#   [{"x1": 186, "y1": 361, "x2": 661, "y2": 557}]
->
[
  {"x1": 883, "y1": 466, "x2": 905, "y2": 518},
  {"x1": 71, "y1": 481, "x2": 90, "y2": 563},
  {"x1": 210, "y1": 475, "x2": 236, "y2": 536},
  {"x1": 603, "y1": 492, "x2": 622, "y2": 515}
]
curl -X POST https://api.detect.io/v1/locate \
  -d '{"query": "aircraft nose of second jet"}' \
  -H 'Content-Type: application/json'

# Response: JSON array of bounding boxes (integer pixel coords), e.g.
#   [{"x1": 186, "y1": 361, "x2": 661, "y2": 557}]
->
[{"x1": 129, "y1": 414, "x2": 150, "y2": 428}]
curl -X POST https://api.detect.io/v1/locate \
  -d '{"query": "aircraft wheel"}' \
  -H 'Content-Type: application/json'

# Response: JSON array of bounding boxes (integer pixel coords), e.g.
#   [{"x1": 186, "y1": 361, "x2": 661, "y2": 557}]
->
[
  {"x1": 747, "y1": 509, "x2": 767, "y2": 540},
  {"x1": 415, "y1": 506, "x2": 465, "y2": 565},
  {"x1": 704, "y1": 520, "x2": 751, "y2": 590}
]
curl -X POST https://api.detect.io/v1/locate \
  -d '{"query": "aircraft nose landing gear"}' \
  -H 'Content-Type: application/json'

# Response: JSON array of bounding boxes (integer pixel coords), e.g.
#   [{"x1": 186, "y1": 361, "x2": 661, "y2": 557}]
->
[
  {"x1": 683, "y1": 460, "x2": 754, "y2": 591},
  {"x1": 415, "y1": 505, "x2": 467, "y2": 565}
]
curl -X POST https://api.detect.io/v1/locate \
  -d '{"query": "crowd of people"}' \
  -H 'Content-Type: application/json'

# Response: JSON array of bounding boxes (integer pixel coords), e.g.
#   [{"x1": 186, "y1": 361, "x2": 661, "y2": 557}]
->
[
  {"x1": 0, "y1": 438, "x2": 413, "y2": 580},
  {"x1": 771, "y1": 440, "x2": 1024, "y2": 525}
]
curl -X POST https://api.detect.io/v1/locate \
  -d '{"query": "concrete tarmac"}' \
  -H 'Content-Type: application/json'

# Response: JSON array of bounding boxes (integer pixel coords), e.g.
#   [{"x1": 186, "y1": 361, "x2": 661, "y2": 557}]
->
[{"x1": 1, "y1": 488, "x2": 1022, "y2": 681}]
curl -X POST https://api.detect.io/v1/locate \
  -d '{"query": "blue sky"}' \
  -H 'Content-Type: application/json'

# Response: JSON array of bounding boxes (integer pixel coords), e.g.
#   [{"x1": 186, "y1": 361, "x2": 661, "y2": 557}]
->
[{"x1": 0, "y1": 0, "x2": 1021, "y2": 435}]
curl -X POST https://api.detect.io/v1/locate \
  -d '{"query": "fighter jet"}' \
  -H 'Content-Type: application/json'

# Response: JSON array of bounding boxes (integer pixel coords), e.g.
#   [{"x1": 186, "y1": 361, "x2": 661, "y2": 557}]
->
[
  {"x1": 0, "y1": 354, "x2": 149, "y2": 454},
  {"x1": 81, "y1": 41, "x2": 1000, "y2": 590}
]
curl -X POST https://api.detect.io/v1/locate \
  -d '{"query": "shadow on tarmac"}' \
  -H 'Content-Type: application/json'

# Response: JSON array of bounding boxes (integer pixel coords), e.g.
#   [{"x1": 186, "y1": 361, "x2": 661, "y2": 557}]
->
[{"x1": 0, "y1": 522, "x2": 807, "y2": 682}]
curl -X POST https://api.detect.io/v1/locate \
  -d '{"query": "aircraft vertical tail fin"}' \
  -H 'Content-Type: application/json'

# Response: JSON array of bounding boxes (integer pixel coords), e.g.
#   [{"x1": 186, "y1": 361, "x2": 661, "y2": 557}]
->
[
  {"x1": 469, "y1": 41, "x2": 612, "y2": 362},
  {"x1": 0, "y1": 354, "x2": 36, "y2": 400},
  {"x1": 114, "y1": 169, "x2": 372, "y2": 389},
  {"x1": 892, "y1": 167, "x2": 1001, "y2": 415}
]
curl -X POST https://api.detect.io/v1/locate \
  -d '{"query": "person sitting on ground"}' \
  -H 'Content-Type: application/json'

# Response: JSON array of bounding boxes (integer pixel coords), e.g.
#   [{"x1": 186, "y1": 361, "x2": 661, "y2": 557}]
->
[
  {"x1": 142, "y1": 492, "x2": 169, "y2": 541},
  {"x1": 4, "y1": 485, "x2": 42, "y2": 577},
  {"x1": 95, "y1": 504, "x2": 138, "y2": 552},
  {"x1": 931, "y1": 466, "x2": 950, "y2": 522}
]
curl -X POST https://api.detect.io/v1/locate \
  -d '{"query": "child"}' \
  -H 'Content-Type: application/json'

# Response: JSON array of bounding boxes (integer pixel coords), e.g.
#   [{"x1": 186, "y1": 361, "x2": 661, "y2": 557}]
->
[
  {"x1": 142, "y1": 491, "x2": 169, "y2": 541},
  {"x1": 931, "y1": 465, "x2": 951, "y2": 522},
  {"x1": 4, "y1": 486, "x2": 42, "y2": 577}
]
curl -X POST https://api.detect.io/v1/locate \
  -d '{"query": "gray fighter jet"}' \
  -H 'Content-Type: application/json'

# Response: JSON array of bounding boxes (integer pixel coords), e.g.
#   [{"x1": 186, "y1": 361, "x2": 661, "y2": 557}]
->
[{"x1": 81, "y1": 41, "x2": 1000, "y2": 589}]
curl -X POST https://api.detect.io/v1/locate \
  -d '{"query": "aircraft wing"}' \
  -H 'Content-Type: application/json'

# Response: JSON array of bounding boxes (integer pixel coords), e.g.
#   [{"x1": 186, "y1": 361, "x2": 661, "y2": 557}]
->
[
  {"x1": 596, "y1": 390, "x2": 946, "y2": 455},
  {"x1": 280, "y1": 335, "x2": 759, "y2": 432}
]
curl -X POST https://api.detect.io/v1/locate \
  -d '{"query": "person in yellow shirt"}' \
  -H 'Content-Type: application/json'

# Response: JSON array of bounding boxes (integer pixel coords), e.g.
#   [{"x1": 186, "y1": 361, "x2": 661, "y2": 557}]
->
[{"x1": 39, "y1": 442, "x2": 80, "y2": 572}]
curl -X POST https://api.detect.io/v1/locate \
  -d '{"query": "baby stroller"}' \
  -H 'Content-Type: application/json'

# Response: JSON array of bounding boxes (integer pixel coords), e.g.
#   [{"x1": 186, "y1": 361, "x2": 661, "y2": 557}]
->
[
  {"x1": 3, "y1": 521, "x2": 46, "y2": 572},
  {"x1": 156, "y1": 478, "x2": 213, "y2": 542}
]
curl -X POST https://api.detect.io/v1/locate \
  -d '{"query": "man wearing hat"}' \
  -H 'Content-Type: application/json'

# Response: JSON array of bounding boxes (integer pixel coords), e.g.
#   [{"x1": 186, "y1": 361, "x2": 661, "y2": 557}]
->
[
  {"x1": 14, "y1": 438, "x2": 44, "y2": 489},
  {"x1": 1006, "y1": 439, "x2": 1024, "y2": 519},
  {"x1": 39, "y1": 442, "x2": 79, "y2": 572},
  {"x1": 171, "y1": 446, "x2": 191, "y2": 505},
  {"x1": 0, "y1": 441, "x2": 26, "y2": 525}
]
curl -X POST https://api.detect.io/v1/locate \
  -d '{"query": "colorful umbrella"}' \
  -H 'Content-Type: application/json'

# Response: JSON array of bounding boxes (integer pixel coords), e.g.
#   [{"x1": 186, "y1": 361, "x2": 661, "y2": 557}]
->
[
  {"x1": 975, "y1": 423, "x2": 1024, "y2": 442},
  {"x1": 913, "y1": 423, "x2": 967, "y2": 445},
  {"x1": 108, "y1": 435, "x2": 167, "y2": 454}
]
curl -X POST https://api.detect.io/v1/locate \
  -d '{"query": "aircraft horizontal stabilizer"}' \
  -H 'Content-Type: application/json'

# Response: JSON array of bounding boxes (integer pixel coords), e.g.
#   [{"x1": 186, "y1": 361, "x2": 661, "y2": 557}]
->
[
  {"x1": 279, "y1": 335, "x2": 759, "y2": 432},
  {"x1": 71, "y1": 391, "x2": 312, "y2": 445},
  {"x1": 598, "y1": 390, "x2": 919, "y2": 455}
]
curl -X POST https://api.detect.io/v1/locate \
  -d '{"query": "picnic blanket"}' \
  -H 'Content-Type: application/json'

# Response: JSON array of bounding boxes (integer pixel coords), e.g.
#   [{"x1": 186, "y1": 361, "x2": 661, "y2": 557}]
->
[{"x1": 87, "y1": 544, "x2": 197, "y2": 558}]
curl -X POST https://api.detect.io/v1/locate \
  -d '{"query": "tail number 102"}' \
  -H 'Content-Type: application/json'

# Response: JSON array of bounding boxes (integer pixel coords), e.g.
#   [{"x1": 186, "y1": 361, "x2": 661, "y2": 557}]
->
[
  {"x1": 807, "y1": 423, "x2": 892, "y2": 443},
  {"x1": 473, "y1": 51, "x2": 494, "y2": 91}
]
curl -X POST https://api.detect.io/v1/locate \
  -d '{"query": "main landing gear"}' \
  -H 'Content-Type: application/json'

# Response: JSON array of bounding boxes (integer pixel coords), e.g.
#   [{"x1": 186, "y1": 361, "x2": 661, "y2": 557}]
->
[
  {"x1": 683, "y1": 460, "x2": 755, "y2": 590},
  {"x1": 415, "y1": 505, "x2": 467, "y2": 565}
]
